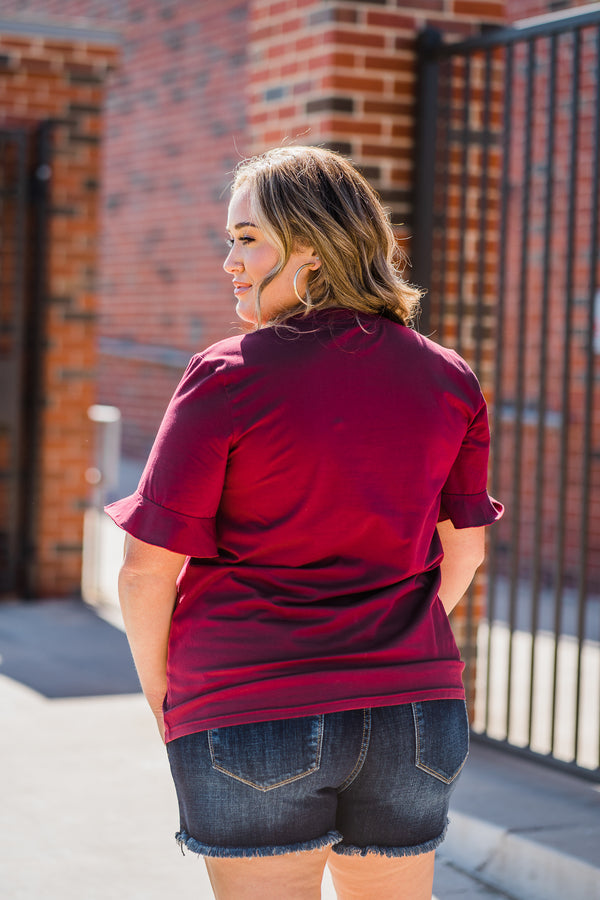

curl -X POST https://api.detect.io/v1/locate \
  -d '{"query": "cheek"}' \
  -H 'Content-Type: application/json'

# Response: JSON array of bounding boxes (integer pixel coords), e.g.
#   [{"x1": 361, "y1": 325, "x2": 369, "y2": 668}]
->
[{"x1": 251, "y1": 245, "x2": 280, "y2": 278}]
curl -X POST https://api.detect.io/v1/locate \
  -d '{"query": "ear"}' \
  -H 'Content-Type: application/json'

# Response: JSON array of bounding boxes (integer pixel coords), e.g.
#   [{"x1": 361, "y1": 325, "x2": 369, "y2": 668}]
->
[{"x1": 310, "y1": 251, "x2": 321, "y2": 271}]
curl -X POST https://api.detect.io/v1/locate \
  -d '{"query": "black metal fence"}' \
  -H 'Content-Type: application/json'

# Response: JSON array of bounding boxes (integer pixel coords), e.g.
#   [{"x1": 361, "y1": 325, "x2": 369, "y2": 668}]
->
[{"x1": 414, "y1": 9, "x2": 600, "y2": 780}]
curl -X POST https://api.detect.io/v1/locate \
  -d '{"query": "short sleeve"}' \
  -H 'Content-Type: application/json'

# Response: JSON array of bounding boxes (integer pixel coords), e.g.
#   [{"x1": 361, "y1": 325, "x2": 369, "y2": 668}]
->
[
  {"x1": 439, "y1": 396, "x2": 504, "y2": 529},
  {"x1": 104, "y1": 354, "x2": 232, "y2": 557}
]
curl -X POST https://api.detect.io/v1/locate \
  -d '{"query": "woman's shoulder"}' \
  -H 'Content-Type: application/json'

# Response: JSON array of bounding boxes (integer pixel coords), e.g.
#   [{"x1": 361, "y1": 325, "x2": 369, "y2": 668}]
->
[
  {"x1": 183, "y1": 327, "x2": 291, "y2": 386},
  {"x1": 403, "y1": 326, "x2": 476, "y2": 374},
  {"x1": 391, "y1": 326, "x2": 483, "y2": 404},
  {"x1": 185, "y1": 331, "x2": 249, "y2": 373}
]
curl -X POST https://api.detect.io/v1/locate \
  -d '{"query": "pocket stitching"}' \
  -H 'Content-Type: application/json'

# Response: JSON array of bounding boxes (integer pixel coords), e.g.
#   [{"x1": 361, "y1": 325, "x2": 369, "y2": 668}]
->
[
  {"x1": 412, "y1": 701, "x2": 469, "y2": 785},
  {"x1": 208, "y1": 716, "x2": 324, "y2": 793}
]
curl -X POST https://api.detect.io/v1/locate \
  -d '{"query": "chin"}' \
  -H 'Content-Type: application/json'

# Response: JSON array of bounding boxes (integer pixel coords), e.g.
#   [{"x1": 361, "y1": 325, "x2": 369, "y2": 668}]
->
[{"x1": 235, "y1": 301, "x2": 258, "y2": 326}]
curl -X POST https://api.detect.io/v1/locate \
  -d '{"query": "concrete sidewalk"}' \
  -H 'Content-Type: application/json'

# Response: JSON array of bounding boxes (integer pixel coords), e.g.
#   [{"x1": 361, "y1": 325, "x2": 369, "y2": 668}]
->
[
  {"x1": 444, "y1": 742, "x2": 599, "y2": 899},
  {"x1": 0, "y1": 598, "x2": 598, "y2": 899}
]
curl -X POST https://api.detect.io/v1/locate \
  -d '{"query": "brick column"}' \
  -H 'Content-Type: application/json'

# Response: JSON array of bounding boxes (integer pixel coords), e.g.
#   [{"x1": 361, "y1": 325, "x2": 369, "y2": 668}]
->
[
  {"x1": 249, "y1": 0, "x2": 505, "y2": 241},
  {"x1": 0, "y1": 21, "x2": 118, "y2": 595}
]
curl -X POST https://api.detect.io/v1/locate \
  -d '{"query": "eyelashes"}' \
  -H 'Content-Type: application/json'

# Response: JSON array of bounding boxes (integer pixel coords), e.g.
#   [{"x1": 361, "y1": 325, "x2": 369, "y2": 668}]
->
[{"x1": 225, "y1": 236, "x2": 254, "y2": 248}]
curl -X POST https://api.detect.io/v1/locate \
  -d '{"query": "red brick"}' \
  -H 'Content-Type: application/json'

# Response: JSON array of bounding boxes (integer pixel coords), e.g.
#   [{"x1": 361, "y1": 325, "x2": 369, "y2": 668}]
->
[
  {"x1": 282, "y1": 17, "x2": 303, "y2": 34},
  {"x1": 252, "y1": 23, "x2": 280, "y2": 42},
  {"x1": 324, "y1": 28, "x2": 386, "y2": 50},
  {"x1": 267, "y1": 42, "x2": 288, "y2": 60},
  {"x1": 366, "y1": 12, "x2": 417, "y2": 29},
  {"x1": 391, "y1": 122, "x2": 416, "y2": 141},
  {"x1": 451, "y1": 0, "x2": 505, "y2": 18},
  {"x1": 329, "y1": 118, "x2": 383, "y2": 136},
  {"x1": 364, "y1": 53, "x2": 416, "y2": 74},
  {"x1": 277, "y1": 104, "x2": 298, "y2": 119},
  {"x1": 323, "y1": 73, "x2": 386, "y2": 94},
  {"x1": 364, "y1": 99, "x2": 413, "y2": 116},
  {"x1": 362, "y1": 143, "x2": 412, "y2": 160}
]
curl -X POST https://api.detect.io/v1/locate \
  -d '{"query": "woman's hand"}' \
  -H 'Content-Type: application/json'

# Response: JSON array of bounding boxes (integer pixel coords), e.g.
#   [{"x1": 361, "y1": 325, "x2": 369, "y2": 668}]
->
[
  {"x1": 118, "y1": 534, "x2": 186, "y2": 743},
  {"x1": 150, "y1": 702, "x2": 166, "y2": 743},
  {"x1": 436, "y1": 520, "x2": 486, "y2": 614}
]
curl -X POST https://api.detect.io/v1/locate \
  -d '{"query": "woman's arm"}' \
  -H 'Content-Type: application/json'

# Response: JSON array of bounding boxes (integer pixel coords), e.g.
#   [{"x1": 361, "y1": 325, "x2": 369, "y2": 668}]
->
[
  {"x1": 118, "y1": 534, "x2": 186, "y2": 741},
  {"x1": 436, "y1": 520, "x2": 486, "y2": 615}
]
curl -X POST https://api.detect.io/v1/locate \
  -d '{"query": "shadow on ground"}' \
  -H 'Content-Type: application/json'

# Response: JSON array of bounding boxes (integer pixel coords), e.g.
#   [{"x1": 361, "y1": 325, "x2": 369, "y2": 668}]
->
[{"x1": 0, "y1": 599, "x2": 141, "y2": 697}]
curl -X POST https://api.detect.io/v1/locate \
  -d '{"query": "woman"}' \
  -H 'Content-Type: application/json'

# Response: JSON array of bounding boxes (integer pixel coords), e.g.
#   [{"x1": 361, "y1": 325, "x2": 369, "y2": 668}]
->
[{"x1": 106, "y1": 145, "x2": 502, "y2": 900}]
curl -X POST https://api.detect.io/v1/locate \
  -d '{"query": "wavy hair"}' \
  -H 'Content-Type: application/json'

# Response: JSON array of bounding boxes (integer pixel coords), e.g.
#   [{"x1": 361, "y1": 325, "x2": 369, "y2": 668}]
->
[{"x1": 230, "y1": 145, "x2": 422, "y2": 328}]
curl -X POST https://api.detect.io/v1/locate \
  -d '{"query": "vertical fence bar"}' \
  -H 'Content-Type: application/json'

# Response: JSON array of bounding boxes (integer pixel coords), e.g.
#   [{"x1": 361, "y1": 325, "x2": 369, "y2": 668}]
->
[
  {"x1": 412, "y1": 29, "x2": 443, "y2": 337},
  {"x1": 433, "y1": 57, "x2": 454, "y2": 338},
  {"x1": 0, "y1": 139, "x2": 5, "y2": 585},
  {"x1": 574, "y1": 24, "x2": 600, "y2": 770},
  {"x1": 550, "y1": 28, "x2": 581, "y2": 756},
  {"x1": 505, "y1": 37, "x2": 536, "y2": 741},
  {"x1": 455, "y1": 54, "x2": 472, "y2": 358},
  {"x1": 528, "y1": 34, "x2": 558, "y2": 749},
  {"x1": 461, "y1": 49, "x2": 494, "y2": 711},
  {"x1": 0, "y1": 132, "x2": 28, "y2": 595},
  {"x1": 474, "y1": 48, "x2": 492, "y2": 378},
  {"x1": 485, "y1": 41, "x2": 513, "y2": 734},
  {"x1": 0, "y1": 136, "x2": 7, "y2": 590}
]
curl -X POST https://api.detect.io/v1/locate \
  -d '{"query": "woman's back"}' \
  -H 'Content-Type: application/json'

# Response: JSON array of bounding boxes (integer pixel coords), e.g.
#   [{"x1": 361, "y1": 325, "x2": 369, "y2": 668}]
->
[{"x1": 109, "y1": 308, "x2": 499, "y2": 739}]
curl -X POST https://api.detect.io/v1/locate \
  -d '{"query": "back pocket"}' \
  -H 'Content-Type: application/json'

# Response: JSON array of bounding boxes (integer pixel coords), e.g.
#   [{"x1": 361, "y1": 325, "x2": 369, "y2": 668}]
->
[
  {"x1": 412, "y1": 700, "x2": 469, "y2": 784},
  {"x1": 208, "y1": 715, "x2": 324, "y2": 792}
]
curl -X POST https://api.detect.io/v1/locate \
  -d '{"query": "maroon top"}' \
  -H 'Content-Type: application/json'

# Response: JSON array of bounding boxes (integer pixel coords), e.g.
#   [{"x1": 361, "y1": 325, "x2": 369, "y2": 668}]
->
[{"x1": 106, "y1": 309, "x2": 503, "y2": 741}]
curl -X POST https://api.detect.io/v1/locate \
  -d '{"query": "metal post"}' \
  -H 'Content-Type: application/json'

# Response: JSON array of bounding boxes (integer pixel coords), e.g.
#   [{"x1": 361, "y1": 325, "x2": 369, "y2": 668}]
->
[
  {"x1": 412, "y1": 28, "x2": 443, "y2": 336},
  {"x1": 87, "y1": 404, "x2": 122, "y2": 508},
  {"x1": 20, "y1": 122, "x2": 52, "y2": 598},
  {"x1": 81, "y1": 404, "x2": 122, "y2": 607}
]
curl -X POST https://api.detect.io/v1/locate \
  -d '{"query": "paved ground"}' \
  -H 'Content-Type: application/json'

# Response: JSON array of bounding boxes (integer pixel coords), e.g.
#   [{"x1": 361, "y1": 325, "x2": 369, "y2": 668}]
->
[{"x1": 0, "y1": 598, "x2": 598, "y2": 899}]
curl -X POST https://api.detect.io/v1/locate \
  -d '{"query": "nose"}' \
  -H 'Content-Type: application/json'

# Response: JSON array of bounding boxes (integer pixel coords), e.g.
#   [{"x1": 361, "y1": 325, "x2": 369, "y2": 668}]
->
[{"x1": 223, "y1": 245, "x2": 243, "y2": 274}]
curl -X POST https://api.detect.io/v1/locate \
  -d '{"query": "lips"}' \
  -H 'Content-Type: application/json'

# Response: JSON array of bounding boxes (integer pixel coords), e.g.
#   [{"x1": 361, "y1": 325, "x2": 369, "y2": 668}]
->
[{"x1": 233, "y1": 281, "x2": 252, "y2": 295}]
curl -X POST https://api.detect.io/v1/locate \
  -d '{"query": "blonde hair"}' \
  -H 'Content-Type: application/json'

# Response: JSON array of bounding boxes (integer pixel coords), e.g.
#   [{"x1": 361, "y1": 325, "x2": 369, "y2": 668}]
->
[{"x1": 230, "y1": 145, "x2": 422, "y2": 328}]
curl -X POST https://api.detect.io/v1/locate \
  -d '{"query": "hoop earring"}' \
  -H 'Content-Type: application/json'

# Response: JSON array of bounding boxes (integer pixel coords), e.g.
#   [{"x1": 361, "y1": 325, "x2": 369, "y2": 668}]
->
[{"x1": 293, "y1": 262, "x2": 315, "y2": 305}]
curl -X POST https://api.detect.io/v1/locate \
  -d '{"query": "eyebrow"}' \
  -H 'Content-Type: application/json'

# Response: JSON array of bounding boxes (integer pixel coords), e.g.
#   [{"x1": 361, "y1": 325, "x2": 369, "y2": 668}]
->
[{"x1": 227, "y1": 220, "x2": 258, "y2": 231}]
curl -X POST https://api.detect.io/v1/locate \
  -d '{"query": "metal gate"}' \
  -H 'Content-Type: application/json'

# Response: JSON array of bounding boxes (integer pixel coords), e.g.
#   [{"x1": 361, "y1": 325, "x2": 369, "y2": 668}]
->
[
  {"x1": 413, "y1": 9, "x2": 600, "y2": 780},
  {"x1": 0, "y1": 124, "x2": 51, "y2": 596}
]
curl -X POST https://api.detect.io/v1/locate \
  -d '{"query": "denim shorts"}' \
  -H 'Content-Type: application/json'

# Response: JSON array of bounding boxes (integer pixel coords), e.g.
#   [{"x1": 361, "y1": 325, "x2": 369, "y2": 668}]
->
[{"x1": 166, "y1": 699, "x2": 469, "y2": 859}]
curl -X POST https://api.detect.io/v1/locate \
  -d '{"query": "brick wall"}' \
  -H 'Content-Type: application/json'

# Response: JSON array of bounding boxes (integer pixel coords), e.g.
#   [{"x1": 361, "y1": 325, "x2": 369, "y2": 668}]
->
[
  {"x1": 1, "y1": 1, "x2": 252, "y2": 461},
  {"x1": 0, "y1": 20, "x2": 118, "y2": 595},
  {"x1": 249, "y1": 0, "x2": 505, "y2": 243},
  {"x1": 3, "y1": 0, "x2": 508, "y2": 464},
  {"x1": 95, "y1": 0, "x2": 251, "y2": 459}
]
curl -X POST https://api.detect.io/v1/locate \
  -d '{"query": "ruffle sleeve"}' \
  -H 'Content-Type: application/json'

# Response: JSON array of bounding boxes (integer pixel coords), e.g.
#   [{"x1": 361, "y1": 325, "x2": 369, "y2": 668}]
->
[
  {"x1": 438, "y1": 389, "x2": 504, "y2": 529},
  {"x1": 438, "y1": 490, "x2": 503, "y2": 529},
  {"x1": 104, "y1": 353, "x2": 232, "y2": 557},
  {"x1": 105, "y1": 490, "x2": 219, "y2": 558}
]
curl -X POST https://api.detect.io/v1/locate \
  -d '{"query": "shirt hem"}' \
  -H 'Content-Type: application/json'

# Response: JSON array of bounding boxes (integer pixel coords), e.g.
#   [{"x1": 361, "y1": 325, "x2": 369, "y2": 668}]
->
[{"x1": 164, "y1": 686, "x2": 466, "y2": 742}]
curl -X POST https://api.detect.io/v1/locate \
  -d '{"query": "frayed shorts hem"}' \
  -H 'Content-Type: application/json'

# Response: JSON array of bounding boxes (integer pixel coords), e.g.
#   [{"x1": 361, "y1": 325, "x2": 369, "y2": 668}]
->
[
  {"x1": 331, "y1": 821, "x2": 448, "y2": 858},
  {"x1": 175, "y1": 828, "x2": 343, "y2": 859},
  {"x1": 175, "y1": 821, "x2": 447, "y2": 860}
]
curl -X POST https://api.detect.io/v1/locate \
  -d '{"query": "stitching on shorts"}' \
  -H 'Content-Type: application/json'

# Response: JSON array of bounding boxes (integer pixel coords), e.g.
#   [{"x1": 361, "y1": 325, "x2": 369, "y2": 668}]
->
[
  {"x1": 412, "y1": 701, "x2": 468, "y2": 785},
  {"x1": 207, "y1": 715, "x2": 325, "y2": 792},
  {"x1": 338, "y1": 708, "x2": 372, "y2": 794}
]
